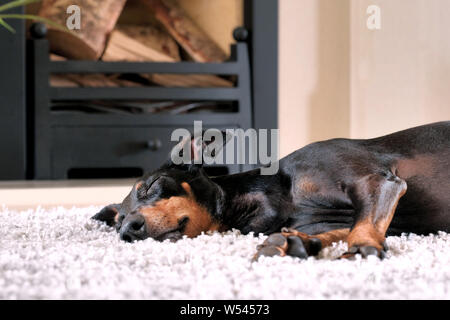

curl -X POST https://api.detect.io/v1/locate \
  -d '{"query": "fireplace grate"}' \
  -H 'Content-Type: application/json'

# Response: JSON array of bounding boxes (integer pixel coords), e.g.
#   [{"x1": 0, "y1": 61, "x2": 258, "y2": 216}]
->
[{"x1": 28, "y1": 28, "x2": 253, "y2": 179}]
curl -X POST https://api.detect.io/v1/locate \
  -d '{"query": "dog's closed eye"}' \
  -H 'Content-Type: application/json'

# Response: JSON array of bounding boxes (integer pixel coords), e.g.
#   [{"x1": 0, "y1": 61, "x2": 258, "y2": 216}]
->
[{"x1": 135, "y1": 177, "x2": 163, "y2": 199}]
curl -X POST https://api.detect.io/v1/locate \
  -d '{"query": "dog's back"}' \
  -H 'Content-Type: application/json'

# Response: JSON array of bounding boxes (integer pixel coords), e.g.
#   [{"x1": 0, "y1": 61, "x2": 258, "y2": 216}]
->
[{"x1": 281, "y1": 121, "x2": 450, "y2": 235}]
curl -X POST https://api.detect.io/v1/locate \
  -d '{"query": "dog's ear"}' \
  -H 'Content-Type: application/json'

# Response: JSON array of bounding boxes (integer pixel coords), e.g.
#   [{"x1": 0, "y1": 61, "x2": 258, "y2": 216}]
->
[
  {"x1": 168, "y1": 129, "x2": 232, "y2": 168},
  {"x1": 91, "y1": 204, "x2": 121, "y2": 227}
]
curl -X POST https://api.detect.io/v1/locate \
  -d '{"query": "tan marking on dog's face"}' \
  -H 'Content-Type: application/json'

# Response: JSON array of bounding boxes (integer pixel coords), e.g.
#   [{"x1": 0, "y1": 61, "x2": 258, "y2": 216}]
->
[
  {"x1": 134, "y1": 181, "x2": 144, "y2": 191},
  {"x1": 138, "y1": 182, "x2": 220, "y2": 238}
]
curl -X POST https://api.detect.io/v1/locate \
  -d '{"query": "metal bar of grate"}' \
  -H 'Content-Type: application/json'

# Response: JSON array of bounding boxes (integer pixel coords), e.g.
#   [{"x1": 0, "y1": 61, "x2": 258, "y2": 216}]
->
[
  {"x1": 50, "y1": 113, "x2": 242, "y2": 127},
  {"x1": 50, "y1": 87, "x2": 241, "y2": 101},
  {"x1": 49, "y1": 60, "x2": 240, "y2": 75}
]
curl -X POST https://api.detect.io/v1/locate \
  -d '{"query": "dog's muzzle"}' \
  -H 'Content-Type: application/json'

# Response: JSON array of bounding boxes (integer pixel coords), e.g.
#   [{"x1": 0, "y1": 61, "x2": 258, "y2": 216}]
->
[{"x1": 119, "y1": 214, "x2": 147, "y2": 242}]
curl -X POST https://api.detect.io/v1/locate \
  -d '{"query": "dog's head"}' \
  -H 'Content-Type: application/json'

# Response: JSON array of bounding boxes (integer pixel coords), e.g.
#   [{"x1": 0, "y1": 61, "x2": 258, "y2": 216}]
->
[{"x1": 93, "y1": 132, "x2": 228, "y2": 242}]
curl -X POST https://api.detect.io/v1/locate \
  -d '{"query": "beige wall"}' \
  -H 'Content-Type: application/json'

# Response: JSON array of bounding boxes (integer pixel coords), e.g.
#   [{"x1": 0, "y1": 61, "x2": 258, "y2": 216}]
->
[
  {"x1": 279, "y1": 0, "x2": 350, "y2": 157},
  {"x1": 279, "y1": 0, "x2": 450, "y2": 157},
  {"x1": 350, "y1": 0, "x2": 450, "y2": 138}
]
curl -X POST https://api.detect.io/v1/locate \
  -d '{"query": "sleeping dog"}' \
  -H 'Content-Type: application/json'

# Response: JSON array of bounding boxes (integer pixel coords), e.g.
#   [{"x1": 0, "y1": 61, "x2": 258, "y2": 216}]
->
[{"x1": 93, "y1": 121, "x2": 450, "y2": 260}]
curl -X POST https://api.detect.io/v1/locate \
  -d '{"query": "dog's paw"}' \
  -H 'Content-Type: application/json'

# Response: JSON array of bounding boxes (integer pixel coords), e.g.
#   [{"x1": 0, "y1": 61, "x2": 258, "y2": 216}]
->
[
  {"x1": 340, "y1": 242, "x2": 388, "y2": 260},
  {"x1": 252, "y1": 229, "x2": 322, "y2": 261},
  {"x1": 91, "y1": 204, "x2": 120, "y2": 227}
]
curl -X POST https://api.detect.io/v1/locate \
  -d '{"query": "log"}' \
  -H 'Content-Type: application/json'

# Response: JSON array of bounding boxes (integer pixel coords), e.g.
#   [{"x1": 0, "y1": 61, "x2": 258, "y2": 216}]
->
[
  {"x1": 50, "y1": 74, "x2": 79, "y2": 87},
  {"x1": 64, "y1": 74, "x2": 121, "y2": 87},
  {"x1": 148, "y1": 74, "x2": 233, "y2": 88},
  {"x1": 49, "y1": 54, "x2": 143, "y2": 87},
  {"x1": 109, "y1": 74, "x2": 146, "y2": 87},
  {"x1": 102, "y1": 24, "x2": 232, "y2": 88},
  {"x1": 38, "y1": 0, "x2": 127, "y2": 60},
  {"x1": 102, "y1": 24, "x2": 181, "y2": 62},
  {"x1": 141, "y1": 0, "x2": 228, "y2": 62},
  {"x1": 50, "y1": 53, "x2": 67, "y2": 61},
  {"x1": 50, "y1": 74, "x2": 145, "y2": 87}
]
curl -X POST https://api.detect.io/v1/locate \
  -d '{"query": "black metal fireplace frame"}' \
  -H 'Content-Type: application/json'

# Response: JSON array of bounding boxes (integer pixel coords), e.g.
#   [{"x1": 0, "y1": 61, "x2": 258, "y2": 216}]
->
[
  {"x1": 29, "y1": 38, "x2": 253, "y2": 179},
  {"x1": 0, "y1": 0, "x2": 278, "y2": 180}
]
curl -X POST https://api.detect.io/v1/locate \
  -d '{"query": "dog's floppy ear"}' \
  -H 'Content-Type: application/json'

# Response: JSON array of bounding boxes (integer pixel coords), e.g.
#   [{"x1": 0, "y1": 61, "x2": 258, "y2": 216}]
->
[
  {"x1": 169, "y1": 129, "x2": 232, "y2": 168},
  {"x1": 91, "y1": 204, "x2": 121, "y2": 227}
]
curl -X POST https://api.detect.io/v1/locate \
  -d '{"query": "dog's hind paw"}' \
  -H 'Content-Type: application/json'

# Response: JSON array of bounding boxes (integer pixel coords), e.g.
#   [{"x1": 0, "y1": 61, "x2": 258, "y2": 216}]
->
[{"x1": 252, "y1": 229, "x2": 322, "y2": 261}]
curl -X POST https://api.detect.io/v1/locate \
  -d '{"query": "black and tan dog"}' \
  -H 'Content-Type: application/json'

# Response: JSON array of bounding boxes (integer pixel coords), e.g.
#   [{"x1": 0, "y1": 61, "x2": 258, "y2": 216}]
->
[{"x1": 93, "y1": 121, "x2": 450, "y2": 260}]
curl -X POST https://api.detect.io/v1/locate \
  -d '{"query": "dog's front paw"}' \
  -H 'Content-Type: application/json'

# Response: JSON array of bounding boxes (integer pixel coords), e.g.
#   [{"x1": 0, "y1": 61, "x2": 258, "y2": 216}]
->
[
  {"x1": 91, "y1": 204, "x2": 121, "y2": 227},
  {"x1": 252, "y1": 229, "x2": 322, "y2": 261}
]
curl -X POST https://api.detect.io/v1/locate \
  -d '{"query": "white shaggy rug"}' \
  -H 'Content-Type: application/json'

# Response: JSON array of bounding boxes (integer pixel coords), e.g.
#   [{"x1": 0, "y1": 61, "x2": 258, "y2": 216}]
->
[{"x1": 0, "y1": 206, "x2": 449, "y2": 300}]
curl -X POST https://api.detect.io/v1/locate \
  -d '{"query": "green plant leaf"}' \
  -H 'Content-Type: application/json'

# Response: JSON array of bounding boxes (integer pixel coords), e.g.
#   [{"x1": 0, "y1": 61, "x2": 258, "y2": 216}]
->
[
  {"x1": 0, "y1": 0, "x2": 41, "y2": 14},
  {"x1": 0, "y1": 17, "x2": 15, "y2": 33},
  {"x1": 0, "y1": 13, "x2": 68, "y2": 32}
]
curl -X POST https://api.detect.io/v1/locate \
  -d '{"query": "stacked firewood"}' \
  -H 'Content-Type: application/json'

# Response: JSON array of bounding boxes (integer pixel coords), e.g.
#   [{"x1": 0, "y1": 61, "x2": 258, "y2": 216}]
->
[{"x1": 39, "y1": 0, "x2": 233, "y2": 88}]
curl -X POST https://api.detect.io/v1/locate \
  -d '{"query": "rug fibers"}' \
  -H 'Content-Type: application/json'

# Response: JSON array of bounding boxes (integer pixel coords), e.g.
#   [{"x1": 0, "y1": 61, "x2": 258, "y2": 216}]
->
[{"x1": 0, "y1": 206, "x2": 449, "y2": 299}]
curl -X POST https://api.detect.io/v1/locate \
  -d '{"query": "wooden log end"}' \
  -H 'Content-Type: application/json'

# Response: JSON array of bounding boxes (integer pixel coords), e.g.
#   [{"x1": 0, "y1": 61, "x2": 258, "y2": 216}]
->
[{"x1": 46, "y1": 29, "x2": 99, "y2": 60}]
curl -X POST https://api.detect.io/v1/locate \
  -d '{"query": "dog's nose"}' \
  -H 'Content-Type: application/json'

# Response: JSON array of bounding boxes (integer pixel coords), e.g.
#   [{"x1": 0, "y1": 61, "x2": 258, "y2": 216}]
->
[{"x1": 120, "y1": 214, "x2": 146, "y2": 242}]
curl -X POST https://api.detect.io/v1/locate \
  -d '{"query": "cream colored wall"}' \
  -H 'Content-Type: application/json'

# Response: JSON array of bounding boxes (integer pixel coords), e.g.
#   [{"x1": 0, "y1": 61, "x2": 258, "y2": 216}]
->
[
  {"x1": 279, "y1": 0, "x2": 351, "y2": 157},
  {"x1": 279, "y1": 0, "x2": 450, "y2": 157},
  {"x1": 350, "y1": 0, "x2": 450, "y2": 139}
]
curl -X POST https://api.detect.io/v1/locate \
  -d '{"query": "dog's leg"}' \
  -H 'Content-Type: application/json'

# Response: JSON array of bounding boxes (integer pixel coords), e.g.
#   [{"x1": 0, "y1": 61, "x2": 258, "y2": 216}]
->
[
  {"x1": 253, "y1": 228, "x2": 350, "y2": 261},
  {"x1": 253, "y1": 173, "x2": 407, "y2": 261},
  {"x1": 342, "y1": 173, "x2": 407, "y2": 259}
]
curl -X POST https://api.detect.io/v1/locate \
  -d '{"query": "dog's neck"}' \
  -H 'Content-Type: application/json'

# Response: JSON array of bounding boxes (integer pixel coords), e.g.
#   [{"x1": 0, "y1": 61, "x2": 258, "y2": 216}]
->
[{"x1": 208, "y1": 168, "x2": 293, "y2": 234}]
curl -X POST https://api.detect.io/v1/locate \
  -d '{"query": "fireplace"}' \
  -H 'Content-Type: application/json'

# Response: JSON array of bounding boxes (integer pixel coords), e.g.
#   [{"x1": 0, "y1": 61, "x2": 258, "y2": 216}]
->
[{"x1": 0, "y1": 0, "x2": 278, "y2": 180}]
